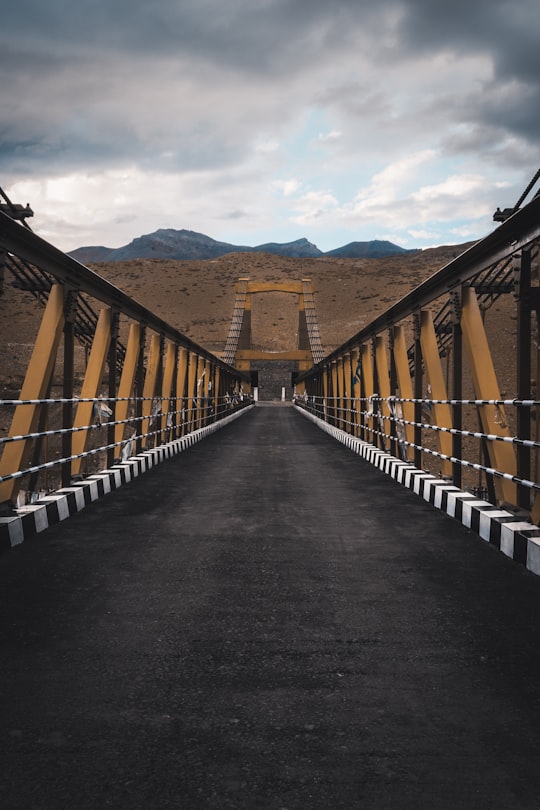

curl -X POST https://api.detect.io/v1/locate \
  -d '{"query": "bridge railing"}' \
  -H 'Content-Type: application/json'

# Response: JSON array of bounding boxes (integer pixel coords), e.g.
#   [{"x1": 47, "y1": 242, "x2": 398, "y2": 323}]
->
[
  {"x1": 296, "y1": 394, "x2": 540, "y2": 504},
  {"x1": 0, "y1": 392, "x2": 251, "y2": 502},
  {"x1": 0, "y1": 210, "x2": 250, "y2": 509},
  {"x1": 295, "y1": 192, "x2": 540, "y2": 523}
]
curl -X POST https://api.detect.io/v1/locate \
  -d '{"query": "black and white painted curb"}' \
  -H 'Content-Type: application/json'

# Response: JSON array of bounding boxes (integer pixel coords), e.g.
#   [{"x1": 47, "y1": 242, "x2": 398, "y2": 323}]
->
[
  {"x1": 0, "y1": 405, "x2": 255, "y2": 552},
  {"x1": 296, "y1": 405, "x2": 540, "y2": 577}
]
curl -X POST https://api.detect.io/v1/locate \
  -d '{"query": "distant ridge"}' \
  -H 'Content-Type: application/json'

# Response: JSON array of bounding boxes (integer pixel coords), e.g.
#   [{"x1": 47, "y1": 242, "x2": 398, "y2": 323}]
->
[
  {"x1": 68, "y1": 228, "x2": 414, "y2": 263},
  {"x1": 325, "y1": 240, "x2": 418, "y2": 258},
  {"x1": 252, "y1": 238, "x2": 322, "y2": 258}
]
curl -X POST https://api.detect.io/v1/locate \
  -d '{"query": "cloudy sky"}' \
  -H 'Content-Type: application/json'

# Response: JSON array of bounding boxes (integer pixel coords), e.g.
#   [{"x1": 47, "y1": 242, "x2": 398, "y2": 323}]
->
[{"x1": 1, "y1": 0, "x2": 538, "y2": 253}]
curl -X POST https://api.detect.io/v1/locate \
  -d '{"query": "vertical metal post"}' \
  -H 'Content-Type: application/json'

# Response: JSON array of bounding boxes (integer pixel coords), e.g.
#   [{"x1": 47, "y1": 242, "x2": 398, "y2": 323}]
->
[
  {"x1": 61, "y1": 289, "x2": 77, "y2": 487},
  {"x1": 322, "y1": 365, "x2": 329, "y2": 422},
  {"x1": 420, "y1": 309, "x2": 453, "y2": 477},
  {"x1": 343, "y1": 352, "x2": 352, "y2": 434},
  {"x1": 516, "y1": 249, "x2": 532, "y2": 510},
  {"x1": 196, "y1": 356, "x2": 206, "y2": 429},
  {"x1": 336, "y1": 356, "x2": 344, "y2": 429},
  {"x1": 361, "y1": 342, "x2": 375, "y2": 445},
  {"x1": 212, "y1": 363, "x2": 218, "y2": 419},
  {"x1": 374, "y1": 335, "x2": 392, "y2": 451},
  {"x1": 330, "y1": 360, "x2": 338, "y2": 427},
  {"x1": 176, "y1": 348, "x2": 189, "y2": 436},
  {"x1": 186, "y1": 352, "x2": 198, "y2": 432},
  {"x1": 107, "y1": 311, "x2": 119, "y2": 468},
  {"x1": 532, "y1": 278, "x2": 540, "y2": 524},
  {"x1": 136, "y1": 326, "x2": 146, "y2": 454},
  {"x1": 350, "y1": 348, "x2": 360, "y2": 437},
  {"x1": 389, "y1": 329, "x2": 398, "y2": 458},
  {"x1": 115, "y1": 322, "x2": 141, "y2": 452},
  {"x1": 451, "y1": 292, "x2": 463, "y2": 489},
  {"x1": 413, "y1": 313, "x2": 423, "y2": 469},
  {"x1": 140, "y1": 333, "x2": 161, "y2": 448},
  {"x1": 0, "y1": 248, "x2": 5, "y2": 295},
  {"x1": 159, "y1": 339, "x2": 176, "y2": 444},
  {"x1": 393, "y1": 325, "x2": 415, "y2": 462},
  {"x1": 204, "y1": 359, "x2": 212, "y2": 426},
  {"x1": 171, "y1": 344, "x2": 179, "y2": 436}
]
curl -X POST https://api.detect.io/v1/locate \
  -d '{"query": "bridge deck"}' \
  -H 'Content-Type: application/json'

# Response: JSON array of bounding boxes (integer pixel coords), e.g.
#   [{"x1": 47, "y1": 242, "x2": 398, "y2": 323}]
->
[{"x1": 2, "y1": 404, "x2": 540, "y2": 809}]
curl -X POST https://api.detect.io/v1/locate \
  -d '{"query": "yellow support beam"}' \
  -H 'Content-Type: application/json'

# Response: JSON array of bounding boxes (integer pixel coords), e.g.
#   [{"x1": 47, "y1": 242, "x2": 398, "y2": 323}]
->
[
  {"x1": 350, "y1": 348, "x2": 361, "y2": 437},
  {"x1": 195, "y1": 356, "x2": 206, "y2": 430},
  {"x1": 419, "y1": 310, "x2": 453, "y2": 477},
  {"x1": 393, "y1": 325, "x2": 415, "y2": 461},
  {"x1": 114, "y1": 322, "x2": 141, "y2": 449},
  {"x1": 203, "y1": 359, "x2": 212, "y2": 425},
  {"x1": 460, "y1": 286, "x2": 517, "y2": 504},
  {"x1": 176, "y1": 348, "x2": 189, "y2": 435},
  {"x1": 336, "y1": 356, "x2": 344, "y2": 429},
  {"x1": 375, "y1": 336, "x2": 392, "y2": 447},
  {"x1": 140, "y1": 333, "x2": 161, "y2": 448},
  {"x1": 160, "y1": 340, "x2": 177, "y2": 438},
  {"x1": 343, "y1": 352, "x2": 353, "y2": 432},
  {"x1": 533, "y1": 278, "x2": 540, "y2": 523},
  {"x1": 186, "y1": 352, "x2": 198, "y2": 432},
  {"x1": 71, "y1": 307, "x2": 112, "y2": 475},
  {"x1": 0, "y1": 284, "x2": 65, "y2": 504},
  {"x1": 213, "y1": 366, "x2": 221, "y2": 417},
  {"x1": 245, "y1": 281, "x2": 304, "y2": 295},
  {"x1": 330, "y1": 361, "x2": 338, "y2": 425},
  {"x1": 360, "y1": 342, "x2": 375, "y2": 443},
  {"x1": 322, "y1": 365, "x2": 329, "y2": 421}
]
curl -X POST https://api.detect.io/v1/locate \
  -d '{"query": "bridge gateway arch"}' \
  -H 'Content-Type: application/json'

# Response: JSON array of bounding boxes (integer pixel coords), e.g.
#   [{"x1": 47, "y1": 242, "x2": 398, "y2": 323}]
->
[{"x1": 222, "y1": 277, "x2": 325, "y2": 399}]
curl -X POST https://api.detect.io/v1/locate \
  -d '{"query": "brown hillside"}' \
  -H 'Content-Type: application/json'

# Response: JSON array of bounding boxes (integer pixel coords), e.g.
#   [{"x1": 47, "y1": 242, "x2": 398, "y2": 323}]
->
[
  {"x1": 86, "y1": 246, "x2": 470, "y2": 354},
  {"x1": 1, "y1": 240, "x2": 518, "y2": 400}
]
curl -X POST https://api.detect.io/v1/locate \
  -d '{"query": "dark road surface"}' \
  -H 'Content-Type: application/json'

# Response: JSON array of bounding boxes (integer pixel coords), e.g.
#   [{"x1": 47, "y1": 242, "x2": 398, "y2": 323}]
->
[{"x1": 2, "y1": 404, "x2": 540, "y2": 809}]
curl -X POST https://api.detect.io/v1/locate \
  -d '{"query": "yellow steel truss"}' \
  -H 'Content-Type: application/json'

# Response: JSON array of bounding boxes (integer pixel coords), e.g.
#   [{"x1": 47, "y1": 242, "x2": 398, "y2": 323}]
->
[
  {"x1": 0, "y1": 284, "x2": 65, "y2": 503},
  {"x1": 419, "y1": 310, "x2": 453, "y2": 477},
  {"x1": 460, "y1": 286, "x2": 517, "y2": 505},
  {"x1": 115, "y1": 322, "x2": 141, "y2": 450}
]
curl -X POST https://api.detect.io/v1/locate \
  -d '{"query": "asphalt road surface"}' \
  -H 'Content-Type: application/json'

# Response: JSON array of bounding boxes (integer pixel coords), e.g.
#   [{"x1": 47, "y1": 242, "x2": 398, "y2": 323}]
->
[{"x1": 2, "y1": 404, "x2": 540, "y2": 809}]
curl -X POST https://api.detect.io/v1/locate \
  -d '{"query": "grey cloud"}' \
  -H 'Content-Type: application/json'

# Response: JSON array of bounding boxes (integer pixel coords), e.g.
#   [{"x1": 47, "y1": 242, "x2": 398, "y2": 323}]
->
[
  {"x1": 4, "y1": 0, "x2": 537, "y2": 78},
  {"x1": 2, "y1": 1, "x2": 398, "y2": 76},
  {"x1": 396, "y1": 0, "x2": 540, "y2": 82},
  {"x1": 219, "y1": 209, "x2": 248, "y2": 220},
  {"x1": 1, "y1": 0, "x2": 538, "y2": 186}
]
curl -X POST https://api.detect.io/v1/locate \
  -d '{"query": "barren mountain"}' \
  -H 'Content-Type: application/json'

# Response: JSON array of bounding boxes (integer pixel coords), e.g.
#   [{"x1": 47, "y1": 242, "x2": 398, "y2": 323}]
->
[{"x1": 67, "y1": 229, "x2": 412, "y2": 264}]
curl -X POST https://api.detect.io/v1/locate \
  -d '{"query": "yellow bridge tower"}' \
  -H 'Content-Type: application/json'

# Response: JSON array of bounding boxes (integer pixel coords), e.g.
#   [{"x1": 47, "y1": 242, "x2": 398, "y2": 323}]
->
[{"x1": 223, "y1": 278, "x2": 324, "y2": 395}]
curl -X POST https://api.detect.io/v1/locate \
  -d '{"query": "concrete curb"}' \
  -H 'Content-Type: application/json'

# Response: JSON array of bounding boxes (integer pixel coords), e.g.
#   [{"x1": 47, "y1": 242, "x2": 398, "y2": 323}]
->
[
  {"x1": 295, "y1": 405, "x2": 540, "y2": 576},
  {"x1": 0, "y1": 405, "x2": 255, "y2": 552}
]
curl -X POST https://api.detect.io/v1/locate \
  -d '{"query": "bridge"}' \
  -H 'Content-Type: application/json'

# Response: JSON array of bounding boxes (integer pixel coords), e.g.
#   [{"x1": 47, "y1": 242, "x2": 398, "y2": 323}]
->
[{"x1": 1, "y1": 182, "x2": 540, "y2": 807}]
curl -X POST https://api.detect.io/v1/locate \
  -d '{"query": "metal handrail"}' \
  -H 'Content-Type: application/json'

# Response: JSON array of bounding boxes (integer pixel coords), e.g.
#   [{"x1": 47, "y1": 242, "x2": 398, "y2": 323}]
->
[
  {"x1": 0, "y1": 394, "x2": 252, "y2": 486},
  {"x1": 295, "y1": 387, "x2": 540, "y2": 504}
]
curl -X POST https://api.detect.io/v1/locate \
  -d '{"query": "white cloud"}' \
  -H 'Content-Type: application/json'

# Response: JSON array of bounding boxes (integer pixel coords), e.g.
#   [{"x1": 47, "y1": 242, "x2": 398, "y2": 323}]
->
[
  {"x1": 1, "y1": 0, "x2": 538, "y2": 254},
  {"x1": 289, "y1": 190, "x2": 339, "y2": 225},
  {"x1": 408, "y1": 228, "x2": 440, "y2": 241},
  {"x1": 411, "y1": 174, "x2": 486, "y2": 203},
  {"x1": 351, "y1": 151, "x2": 438, "y2": 209},
  {"x1": 273, "y1": 179, "x2": 302, "y2": 197},
  {"x1": 317, "y1": 130, "x2": 342, "y2": 144}
]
